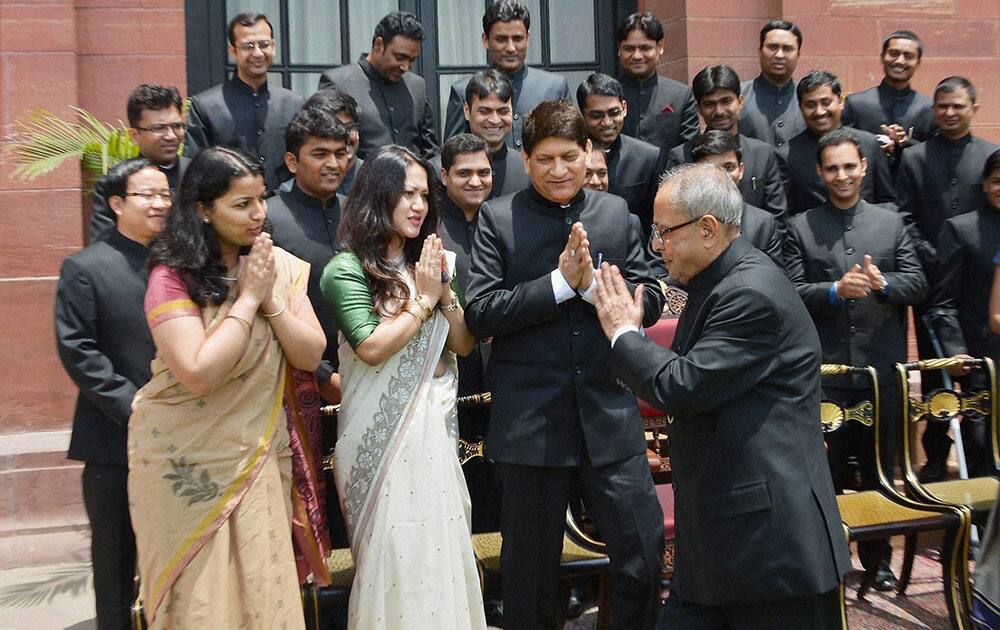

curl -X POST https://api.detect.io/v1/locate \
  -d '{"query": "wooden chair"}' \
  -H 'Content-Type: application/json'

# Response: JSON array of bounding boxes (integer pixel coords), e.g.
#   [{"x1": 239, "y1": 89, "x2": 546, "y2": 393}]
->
[
  {"x1": 821, "y1": 364, "x2": 973, "y2": 629},
  {"x1": 896, "y1": 357, "x2": 999, "y2": 526}
]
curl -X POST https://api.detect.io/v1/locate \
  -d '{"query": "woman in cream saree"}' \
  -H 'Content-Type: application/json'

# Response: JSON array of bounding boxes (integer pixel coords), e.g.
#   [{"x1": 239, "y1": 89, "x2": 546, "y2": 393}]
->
[
  {"x1": 321, "y1": 146, "x2": 486, "y2": 629},
  {"x1": 129, "y1": 147, "x2": 326, "y2": 628}
]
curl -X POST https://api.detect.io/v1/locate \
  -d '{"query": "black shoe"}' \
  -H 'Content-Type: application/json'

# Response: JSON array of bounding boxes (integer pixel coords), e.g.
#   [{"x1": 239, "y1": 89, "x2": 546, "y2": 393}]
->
[
  {"x1": 872, "y1": 561, "x2": 898, "y2": 592},
  {"x1": 918, "y1": 459, "x2": 947, "y2": 483},
  {"x1": 484, "y1": 597, "x2": 503, "y2": 627},
  {"x1": 566, "y1": 586, "x2": 584, "y2": 620}
]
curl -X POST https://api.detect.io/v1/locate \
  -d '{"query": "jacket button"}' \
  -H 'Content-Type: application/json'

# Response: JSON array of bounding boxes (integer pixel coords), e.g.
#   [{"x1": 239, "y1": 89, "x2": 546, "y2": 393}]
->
[
  {"x1": 776, "y1": 140, "x2": 784, "y2": 147},
  {"x1": 513, "y1": 114, "x2": 519, "y2": 120},
  {"x1": 950, "y1": 178, "x2": 958, "y2": 186},
  {"x1": 572, "y1": 329, "x2": 580, "y2": 336},
  {"x1": 777, "y1": 120, "x2": 784, "y2": 128},
  {"x1": 846, "y1": 247, "x2": 854, "y2": 255},
  {"x1": 575, "y1": 367, "x2": 582, "y2": 375},
  {"x1": 565, "y1": 216, "x2": 573, "y2": 225},
  {"x1": 850, "y1": 325, "x2": 857, "y2": 334}
]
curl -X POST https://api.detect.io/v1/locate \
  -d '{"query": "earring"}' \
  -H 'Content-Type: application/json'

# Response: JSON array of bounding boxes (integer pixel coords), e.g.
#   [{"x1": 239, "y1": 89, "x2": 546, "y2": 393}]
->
[{"x1": 202, "y1": 217, "x2": 210, "y2": 224}]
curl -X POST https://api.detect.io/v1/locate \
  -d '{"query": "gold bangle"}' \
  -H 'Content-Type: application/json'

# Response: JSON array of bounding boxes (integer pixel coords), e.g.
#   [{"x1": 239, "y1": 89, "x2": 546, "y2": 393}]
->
[
  {"x1": 413, "y1": 295, "x2": 433, "y2": 320},
  {"x1": 402, "y1": 306, "x2": 425, "y2": 325},
  {"x1": 225, "y1": 313, "x2": 253, "y2": 331},
  {"x1": 262, "y1": 298, "x2": 286, "y2": 318}
]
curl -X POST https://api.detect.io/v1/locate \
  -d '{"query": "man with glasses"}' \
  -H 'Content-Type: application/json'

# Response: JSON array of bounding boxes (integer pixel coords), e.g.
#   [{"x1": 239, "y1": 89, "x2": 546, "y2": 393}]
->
[
  {"x1": 442, "y1": 0, "x2": 570, "y2": 150},
  {"x1": 319, "y1": 11, "x2": 438, "y2": 161},
  {"x1": 592, "y1": 163, "x2": 851, "y2": 629},
  {"x1": 577, "y1": 72, "x2": 659, "y2": 233},
  {"x1": 186, "y1": 11, "x2": 304, "y2": 190},
  {"x1": 91, "y1": 84, "x2": 189, "y2": 243},
  {"x1": 616, "y1": 12, "x2": 699, "y2": 152},
  {"x1": 56, "y1": 158, "x2": 170, "y2": 630}
]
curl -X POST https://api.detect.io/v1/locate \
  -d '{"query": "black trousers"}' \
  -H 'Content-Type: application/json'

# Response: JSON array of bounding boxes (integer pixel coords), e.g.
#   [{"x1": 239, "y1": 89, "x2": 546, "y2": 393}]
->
[
  {"x1": 495, "y1": 454, "x2": 664, "y2": 630},
  {"x1": 657, "y1": 587, "x2": 846, "y2": 630},
  {"x1": 82, "y1": 462, "x2": 136, "y2": 630}
]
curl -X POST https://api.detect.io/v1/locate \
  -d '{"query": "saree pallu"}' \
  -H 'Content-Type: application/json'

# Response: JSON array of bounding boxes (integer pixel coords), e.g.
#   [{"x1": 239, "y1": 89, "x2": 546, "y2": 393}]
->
[
  {"x1": 284, "y1": 366, "x2": 333, "y2": 586},
  {"x1": 129, "y1": 248, "x2": 308, "y2": 629},
  {"x1": 334, "y1": 298, "x2": 487, "y2": 629}
]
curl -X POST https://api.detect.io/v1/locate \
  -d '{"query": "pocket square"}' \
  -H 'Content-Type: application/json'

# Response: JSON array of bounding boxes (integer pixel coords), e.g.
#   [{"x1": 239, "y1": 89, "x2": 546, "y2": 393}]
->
[{"x1": 661, "y1": 103, "x2": 675, "y2": 114}]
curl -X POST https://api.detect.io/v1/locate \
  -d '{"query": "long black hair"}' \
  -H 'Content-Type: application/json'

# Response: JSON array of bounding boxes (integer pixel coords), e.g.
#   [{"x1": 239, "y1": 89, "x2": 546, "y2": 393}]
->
[
  {"x1": 148, "y1": 147, "x2": 265, "y2": 306},
  {"x1": 337, "y1": 145, "x2": 439, "y2": 315}
]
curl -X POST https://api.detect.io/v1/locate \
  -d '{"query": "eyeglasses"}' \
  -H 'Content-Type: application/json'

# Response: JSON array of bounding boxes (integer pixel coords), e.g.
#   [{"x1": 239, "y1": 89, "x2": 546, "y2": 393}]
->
[
  {"x1": 650, "y1": 216, "x2": 702, "y2": 245},
  {"x1": 125, "y1": 191, "x2": 172, "y2": 203},
  {"x1": 234, "y1": 39, "x2": 275, "y2": 53},
  {"x1": 585, "y1": 107, "x2": 624, "y2": 122},
  {"x1": 133, "y1": 123, "x2": 185, "y2": 137}
]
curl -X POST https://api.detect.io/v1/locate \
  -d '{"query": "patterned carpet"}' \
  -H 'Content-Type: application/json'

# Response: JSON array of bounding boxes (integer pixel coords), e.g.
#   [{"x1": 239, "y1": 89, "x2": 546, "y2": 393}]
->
[{"x1": 561, "y1": 536, "x2": 976, "y2": 629}]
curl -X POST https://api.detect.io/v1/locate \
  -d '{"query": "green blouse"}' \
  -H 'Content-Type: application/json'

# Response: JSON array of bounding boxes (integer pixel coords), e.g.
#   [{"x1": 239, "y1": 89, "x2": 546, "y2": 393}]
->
[
  {"x1": 320, "y1": 250, "x2": 464, "y2": 351},
  {"x1": 320, "y1": 251, "x2": 381, "y2": 351}
]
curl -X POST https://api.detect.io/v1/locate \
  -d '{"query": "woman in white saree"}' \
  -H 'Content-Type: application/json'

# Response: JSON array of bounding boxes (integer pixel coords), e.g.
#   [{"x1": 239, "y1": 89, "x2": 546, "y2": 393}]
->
[{"x1": 319, "y1": 145, "x2": 486, "y2": 629}]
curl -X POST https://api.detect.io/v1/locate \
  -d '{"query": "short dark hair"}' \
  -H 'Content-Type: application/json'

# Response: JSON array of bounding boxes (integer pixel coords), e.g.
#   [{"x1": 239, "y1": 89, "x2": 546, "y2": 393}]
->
[
  {"x1": 126, "y1": 84, "x2": 182, "y2": 127},
  {"x1": 616, "y1": 12, "x2": 664, "y2": 44},
  {"x1": 441, "y1": 133, "x2": 490, "y2": 171},
  {"x1": 797, "y1": 70, "x2": 841, "y2": 103},
  {"x1": 284, "y1": 108, "x2": 350, "y2": 158},
  {"x1": 304, "y1": 88, "x2": 360, "y2": 122},
  {"x1": 483, "y1": 0, "x2": 530, "y2": 36},
  {"x1": 691, "y1": 130, "x2": 743, "y2": 163},
  {"x1": 227, "y1": 12, "x2": 273, "y2": 45},
  {"x1": 935, "y1": 76, "x2": 977, "y2": 105},
  {"x1": 691, "y1": 65, "x2": 741, "y2": 103},
  {"x1": 759, "y1": 20, "x2": 802, "y2": 50},
  {"x1": 881, "y1": 30, "x2": 923, "y2": 59},
  {"x1": 522, "y1": 100, "x2": 589, "y2": 155},
  {"x1": 984, "y1": 149, "x2": 1000, "y2": 181},
  {"x1": 101, "y1": 157, "x2": 156, "y2": 201},
  {"x1": 466, "y1": 69, "x2": 514, "y2": 105},
  {"x1": 816, "y1": 128, "x2": 862, "y2": 163},
  {"x1": 373, "y1": 11, "x2": 424, "y2": 48},
  {"x1": 576, "y1": 73, "x2": 623, "y2": 110}
]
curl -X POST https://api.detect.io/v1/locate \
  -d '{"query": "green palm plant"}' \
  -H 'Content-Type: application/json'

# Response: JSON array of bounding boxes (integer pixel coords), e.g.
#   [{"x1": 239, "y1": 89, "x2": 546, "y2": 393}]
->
[{"x1": 4, "y1": 107, "x2": 140, "y2": 188}]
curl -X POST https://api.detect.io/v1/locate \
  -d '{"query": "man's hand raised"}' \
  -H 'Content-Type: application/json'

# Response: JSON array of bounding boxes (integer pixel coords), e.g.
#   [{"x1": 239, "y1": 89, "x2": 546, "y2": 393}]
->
[
  {"x1": 559, "y1": 222, "x2": 591, "y2": 289},
  {"x1": 593, "y1": 263, "x2": 644, "y2": 341}
]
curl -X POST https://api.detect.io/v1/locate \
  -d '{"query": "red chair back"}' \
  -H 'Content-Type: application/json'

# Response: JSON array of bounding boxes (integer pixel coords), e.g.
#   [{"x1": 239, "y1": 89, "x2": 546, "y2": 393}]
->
[{"x1": 637, "y1": 316, "x2": 679, "y2": 417}]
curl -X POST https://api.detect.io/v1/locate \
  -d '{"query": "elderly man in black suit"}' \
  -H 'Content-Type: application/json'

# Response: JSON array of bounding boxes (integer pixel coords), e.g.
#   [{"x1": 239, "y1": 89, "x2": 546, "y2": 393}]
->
[
  {"x1": 91, "y1": 84, "x2": 189, "y2": 243},
  {"x1": 897, "y1": 76, "x2": 999, "y2": 480},
  {"x1": 185, "y1": 12, "x2": 303, "y2": 191},
  {"x1": 56, "y1": 158, "x2": 168, "y2": 630},
  {"x1": 577, "y1": 72, "x2": 660, "y2": 232},
  {"x1": 442, "y1": 0, "x2": 569, "y2": 150},
  {"x1": 740, "y1": 20, "x2": 806, "y2": 148},
  {"x1": 615, "y1": 12, "x2": 698, "y2": 152},
  {"x1": 664, "y1": 64, "x2": 787, "y2": 220},
  {"x1": 318, "y1": 11, "x2": 438, "y2": 161},
  {"x1": 779, "y1": 70, "x2": 896, "y2": 216},
  {"x1": 784, "y1": 129, "x2": 927, "y2": 593},
  {"x1": 842, "y1": 30, "x2": 936, "y2": 160},
  {"x1": 928, "y1": 149, "x2": 1000, "y2": 478},
  {"x1": 466, "y1": 100, "x2": 665, "y2": 630},
  {"x1": 690, "y1": 131, "x2": 782, "y2": 265},
  {"x1": 592, "y1": 162, "x2": 851, "y2": 629}
]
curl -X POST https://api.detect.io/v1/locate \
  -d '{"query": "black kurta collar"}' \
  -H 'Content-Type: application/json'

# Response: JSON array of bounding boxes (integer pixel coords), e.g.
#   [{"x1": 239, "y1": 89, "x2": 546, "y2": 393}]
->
[
  {"x1": 493, "y1": 143, "x2": 510, "y2": 160},
  {"x1": 441, "y1": 192, "x2": 477, "y2": 224},
  {"x1": 605, "y1": 134, "x2": 624, "y2": 157},
  {"x1": 358, "y1": 54, "x2": 390, "y2": 85},
  {"x1": 289, "y1": 181, "x2": 336, "y2": 210},
  {"x1": 822, "y1": 199, "x2": 863, "y2": 217},
  {"x1": 877, "y1": 79, "x2": 914, "y2": 99},
  {"x1": 620, "y1": 72, "x2": 658, "y2": 90},
  {"x1": 754, "y1": 74, "x2": 795, "y2": 96},
  {"x1": 935, "y1": 132, "x2": 974, "y2": 149},
  {"x1": 231, "y1": 74, "x2": 269, "y2": 95},
  {"x1": 107, "y1": 229, "x2": 150, "y2": 259},
  {"x1": 686, "y1": 237, "x2": 752, "y2": 292},
  {"x1": 527, "y1": 185, "x2": 586, "y2": 214}
]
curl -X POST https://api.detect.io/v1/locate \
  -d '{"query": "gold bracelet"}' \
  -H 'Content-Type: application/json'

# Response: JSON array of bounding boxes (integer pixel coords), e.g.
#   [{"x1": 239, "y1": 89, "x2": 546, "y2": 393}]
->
[
  {"x1": 262, "y1": 298, "x2": 286, "y2": 318},
  {"x1": 402, "y1": 306, "x2": 426, "y2": 325},
  {"x1": 412, "y1": 295, "x2": 433, "y2": 320},
  {"x1": 225, "y1": 313, "x2": 253, "y2": 331}
]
